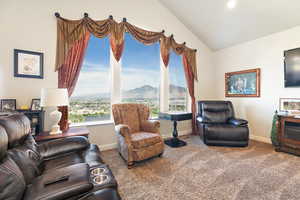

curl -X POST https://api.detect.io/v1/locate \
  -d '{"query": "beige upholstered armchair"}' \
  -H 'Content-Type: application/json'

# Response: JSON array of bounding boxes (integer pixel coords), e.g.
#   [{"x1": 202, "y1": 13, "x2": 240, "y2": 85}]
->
[{"x1": 112, "y1": 103, "x2": 164, "y2": 168}]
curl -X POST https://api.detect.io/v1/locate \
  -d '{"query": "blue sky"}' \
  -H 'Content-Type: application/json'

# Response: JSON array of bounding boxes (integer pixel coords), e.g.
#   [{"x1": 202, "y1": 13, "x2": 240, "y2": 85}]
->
[{"x1": 72, "y1": 34, "x2": 186, "y2": 97}]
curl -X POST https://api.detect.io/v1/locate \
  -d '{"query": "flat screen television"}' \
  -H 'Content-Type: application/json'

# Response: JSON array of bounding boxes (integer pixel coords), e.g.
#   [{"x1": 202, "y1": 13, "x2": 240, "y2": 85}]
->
[{"x1": 284, "y1": 47, "x2": 300, "y2": 87}]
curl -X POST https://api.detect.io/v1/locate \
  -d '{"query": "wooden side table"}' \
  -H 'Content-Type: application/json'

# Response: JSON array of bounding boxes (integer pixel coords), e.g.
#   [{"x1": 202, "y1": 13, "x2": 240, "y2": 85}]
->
[
  {"x1": 34, "y1": 126, "x2": 89, "y2": 142},
  {"x1": 159, "y1": 112, "x2": 192, "y2": 148}
]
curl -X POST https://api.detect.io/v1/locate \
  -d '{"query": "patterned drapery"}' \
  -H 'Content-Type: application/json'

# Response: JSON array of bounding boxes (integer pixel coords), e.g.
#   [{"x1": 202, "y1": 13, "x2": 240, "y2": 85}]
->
[{"x1": 55, "y1": 14, "x2": 198, "y2": 133}]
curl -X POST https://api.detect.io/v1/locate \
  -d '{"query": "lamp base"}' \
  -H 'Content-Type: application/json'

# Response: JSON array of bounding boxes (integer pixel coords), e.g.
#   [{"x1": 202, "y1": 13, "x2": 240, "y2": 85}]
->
[
  {"x1": 50, "y1": 124, "x2": 62, "y2": 135},
  {"x1": 50, "y1": 109, "x2": 63, "y2": 135}
]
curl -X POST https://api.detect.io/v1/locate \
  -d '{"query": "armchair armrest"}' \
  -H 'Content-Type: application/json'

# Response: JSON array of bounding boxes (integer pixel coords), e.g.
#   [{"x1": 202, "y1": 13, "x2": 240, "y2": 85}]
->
[
  {"x1": 228, "y1": 118, "x2": 248, "y2": 126},
  {"x1": 115, "y1": 124, "x2": 131, "y2": 138},
  {"x1": 38, "y1": 136, "x2": 90, "y2": 160},
  {"x1": 140, "y1": 120, "x2": 160, "y2": 133}
]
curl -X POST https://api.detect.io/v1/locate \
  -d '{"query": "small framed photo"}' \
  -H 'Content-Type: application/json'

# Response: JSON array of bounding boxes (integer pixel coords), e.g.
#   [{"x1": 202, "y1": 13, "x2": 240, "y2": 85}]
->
[
  {"x1": 0, "y1": 99, "x2": 16, "y2": 111},
  {"x1": 279, "y1": 98, "x2": 300, "y2": 113},
  {"x1": 14, "y1": 49, "x2": 44, "y2": 79},
  {"x1": 31, "y1": 99, "x2": 41, "y2": 111}
]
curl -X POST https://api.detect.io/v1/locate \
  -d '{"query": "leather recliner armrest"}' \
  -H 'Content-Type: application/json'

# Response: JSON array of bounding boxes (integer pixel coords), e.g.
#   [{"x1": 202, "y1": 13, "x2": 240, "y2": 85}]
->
[
  {"x1": 228, "y1": 118, "x2": 248, "y2": 126},
  {"x1": 23, "y1": 163, "x2": 93, "y2": 200},
  {"x1": 38, "y1": 136, "x2": 90, "y2": 160}
]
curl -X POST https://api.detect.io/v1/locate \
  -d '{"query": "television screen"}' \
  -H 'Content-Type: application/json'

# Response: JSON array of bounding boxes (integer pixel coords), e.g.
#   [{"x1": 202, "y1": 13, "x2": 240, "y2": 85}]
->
[{"x1": 284, "y1": 48, "x2": 300, "y2": 87}]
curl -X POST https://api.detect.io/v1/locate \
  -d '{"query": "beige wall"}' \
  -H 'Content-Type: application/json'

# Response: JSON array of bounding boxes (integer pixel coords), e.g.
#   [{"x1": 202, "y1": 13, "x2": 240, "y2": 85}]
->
[
  {"x1": 0, "y1": 0, "x2": 215, "y2": 149},
  {"x1": 214, "y1": 26, "x2": 300, "y2": 142}
]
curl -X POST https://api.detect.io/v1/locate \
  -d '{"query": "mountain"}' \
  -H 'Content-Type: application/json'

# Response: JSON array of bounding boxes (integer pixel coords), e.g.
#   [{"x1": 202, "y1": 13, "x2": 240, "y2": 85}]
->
[
  {"x1": 123, "y1": 85, "x2": 158, "y2": 99},
  {"x1": 72, "y1": 84, "x2": 186, "y2": 100}
]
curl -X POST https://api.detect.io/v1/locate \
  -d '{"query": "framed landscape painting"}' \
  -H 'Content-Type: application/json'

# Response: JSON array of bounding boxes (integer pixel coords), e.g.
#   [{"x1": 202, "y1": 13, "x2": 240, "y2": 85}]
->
[
  {"x1": 14, "y1": 49, "x2": 44, "y2": 79},
  {"x1": 225, "y1": 68, "x2": 260, "y2": 97}
]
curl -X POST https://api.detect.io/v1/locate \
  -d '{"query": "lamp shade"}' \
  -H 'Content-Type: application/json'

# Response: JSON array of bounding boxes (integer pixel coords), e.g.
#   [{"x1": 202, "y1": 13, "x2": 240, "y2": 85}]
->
[{"x1": 40, "y1": 88, "x2": 69, "y2": 107}]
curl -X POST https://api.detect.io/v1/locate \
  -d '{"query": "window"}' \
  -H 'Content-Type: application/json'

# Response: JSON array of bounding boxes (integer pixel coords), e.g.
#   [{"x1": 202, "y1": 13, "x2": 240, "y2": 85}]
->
[
  {"x1": 168, "y1": 50, "x2": 188, "y2": 112},
  {"x1": 69, "y1": 35, "x2": 111, "y2": 123},
  {"x1": 69, "y1": 34, "x2": 190, "y2": 124},
  {"x1": 121, "y1": 33, "x2": 161, "y2": 118}
]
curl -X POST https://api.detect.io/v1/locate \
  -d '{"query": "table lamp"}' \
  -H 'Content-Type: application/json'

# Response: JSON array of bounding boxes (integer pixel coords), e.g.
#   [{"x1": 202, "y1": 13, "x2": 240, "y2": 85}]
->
[{"x1": 40, "y1": 88, "x2": 69, "y2": 135}]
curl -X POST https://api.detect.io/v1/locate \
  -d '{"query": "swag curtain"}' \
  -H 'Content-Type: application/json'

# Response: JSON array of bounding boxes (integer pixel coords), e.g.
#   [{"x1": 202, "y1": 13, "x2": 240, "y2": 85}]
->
[{"x1": 55, "y1": 14, "x2": 199, "y2": 133}]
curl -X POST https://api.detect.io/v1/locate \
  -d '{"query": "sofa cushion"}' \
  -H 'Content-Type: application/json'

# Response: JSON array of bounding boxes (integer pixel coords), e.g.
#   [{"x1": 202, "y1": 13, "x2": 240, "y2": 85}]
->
[
  {"x1": 0, "y1": 126, "x2": 8, "y2": 159},
  {"x1": 23, "y1": 163, "x2": 93, "y2": 200},
  {"x1": 0, "y1": 114, "x2": 31, "y2": 148},
  {"x1": 0, "y1": 156, "x2": 26, "y2": 200},
  {"x1": 131, "y1": 132, "x2": 162, "y2": 149},
  {"x1": 43, "y1": 144, "x2": 104, "y2": 172}
]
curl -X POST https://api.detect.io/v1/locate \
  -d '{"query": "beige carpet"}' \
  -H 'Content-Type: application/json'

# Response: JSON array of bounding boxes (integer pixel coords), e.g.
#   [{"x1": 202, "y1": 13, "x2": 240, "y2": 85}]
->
[{"x1": 102, "y1": 136, "x2": 300, "y2": 200}]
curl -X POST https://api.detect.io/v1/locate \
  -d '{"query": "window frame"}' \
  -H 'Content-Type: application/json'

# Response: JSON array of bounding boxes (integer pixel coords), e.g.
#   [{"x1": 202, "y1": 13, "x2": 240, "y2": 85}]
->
[{"x1": 70, "y1": 37, "x2": 190, "y2": 126}]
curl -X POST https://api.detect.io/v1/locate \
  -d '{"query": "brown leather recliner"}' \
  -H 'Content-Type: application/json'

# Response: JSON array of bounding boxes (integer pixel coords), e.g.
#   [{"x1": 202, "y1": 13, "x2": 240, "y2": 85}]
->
[
  {"x1": 0, "y1": 114, "x2": 121, "y2": 200},
  {"x1": 112, "y1": 103, "x2": 164, "y2": 168}
]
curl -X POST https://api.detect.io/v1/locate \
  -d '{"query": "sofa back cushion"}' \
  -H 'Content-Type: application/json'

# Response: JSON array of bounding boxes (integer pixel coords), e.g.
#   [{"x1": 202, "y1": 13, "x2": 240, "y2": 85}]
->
[
  {"x1": 0, "y1": 156, "x2": 26, "y2": 200},
  {"x1": 7, "y1": 135, "x2": 44, "y2": 184},
  {"x1": 198, "y1": 101, "x2": 235, "y2": 123},
  {"x1": 0, "y1": 127, "x2": 26, "y2": 200},
  {"x1": 0, "y1": 114, "x2": 31, "y2": 148},
  {"x1": 0, "y1": 114, "x2": 44, "y2": 184}
]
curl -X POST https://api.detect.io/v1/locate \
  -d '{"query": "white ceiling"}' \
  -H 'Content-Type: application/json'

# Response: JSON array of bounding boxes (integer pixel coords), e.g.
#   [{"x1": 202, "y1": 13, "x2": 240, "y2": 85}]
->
[{"x1": 159, "y1": 0, "x2": 300, "y2": 51}]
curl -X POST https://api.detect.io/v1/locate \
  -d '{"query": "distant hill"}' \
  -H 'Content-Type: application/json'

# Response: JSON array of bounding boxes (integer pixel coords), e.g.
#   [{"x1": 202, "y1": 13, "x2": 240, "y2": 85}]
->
[{"x1": 71, "y1": 84, "x2": 186, "y2": 100}]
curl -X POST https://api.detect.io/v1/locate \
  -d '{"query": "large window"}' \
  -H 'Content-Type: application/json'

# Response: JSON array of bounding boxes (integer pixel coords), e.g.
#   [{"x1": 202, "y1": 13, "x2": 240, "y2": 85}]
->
[
  {"x1": 69, "y1": 34, "x2": 190, "y2": 124},
  {"x1": 69, "y1": 35, "x2": 111, "y2": 123},
  {"x1": 121, "y1": 33, "x2": 161, "y2": 117},
  {"x1": 168, "y1": 50, "x2": 188, "y2": 112}
]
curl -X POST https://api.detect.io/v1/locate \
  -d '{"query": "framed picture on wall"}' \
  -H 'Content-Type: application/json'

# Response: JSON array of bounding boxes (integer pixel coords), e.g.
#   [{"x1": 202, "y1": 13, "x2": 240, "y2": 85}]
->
[
  {"x1": 279, "y1": 98, "x2": 300, "y2": 113},
  {"x1": 225, "y1": 68, "x2": 261, "y2": 97},
  {"x1": 14, "y1": 49, "x2": 44, "y2": 79},
  {"x1": 0, "y1": 99, "x2": 16, "y2": 111}
]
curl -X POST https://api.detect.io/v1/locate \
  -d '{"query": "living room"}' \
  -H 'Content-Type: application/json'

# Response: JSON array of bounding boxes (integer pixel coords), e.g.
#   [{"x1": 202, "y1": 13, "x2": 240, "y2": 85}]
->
[{"x1": 1, "y1": 0, "x2": 300, "y2": 199}]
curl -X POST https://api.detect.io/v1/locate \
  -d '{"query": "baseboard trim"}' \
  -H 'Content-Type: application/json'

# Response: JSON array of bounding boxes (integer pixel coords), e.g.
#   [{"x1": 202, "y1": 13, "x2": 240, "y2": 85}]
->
[{"x1": 250, "y1": 134, "x2": 271, "y2": 144}]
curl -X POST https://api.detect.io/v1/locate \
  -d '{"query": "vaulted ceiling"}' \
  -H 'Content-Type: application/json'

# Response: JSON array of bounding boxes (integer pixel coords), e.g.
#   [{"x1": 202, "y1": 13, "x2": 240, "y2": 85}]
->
[{"x1": 159, "y1": 0, "x2": 300, "y2": 51}]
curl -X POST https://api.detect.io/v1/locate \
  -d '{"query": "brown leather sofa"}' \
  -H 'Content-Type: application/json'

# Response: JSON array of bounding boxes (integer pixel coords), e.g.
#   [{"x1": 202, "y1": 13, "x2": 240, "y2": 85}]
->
[
  {"x1": 112, "y1": 103, "x2": 164, "y2": 168},
  {"x1": 0, "y1": 114, "x2": 121, "y2": 200}
]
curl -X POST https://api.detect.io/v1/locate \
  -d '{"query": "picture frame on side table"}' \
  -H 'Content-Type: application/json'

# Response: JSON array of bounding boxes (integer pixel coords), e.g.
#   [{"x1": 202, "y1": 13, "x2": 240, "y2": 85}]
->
[
  {"x1": 0, "y1": 99, "x2": 17, "y2": 112},
  {"x1": 31, "y1": 99, "x2": 41, "y2": 111},
  {"x1": 225, "y1": 68, "x2": 261, "y2": 97},
  {"x1": 279, "y1": 98, "x2": 300, "y2": 114},
  {"x1": 14, "y1": 49, "x2": 44, "y2": 79}
]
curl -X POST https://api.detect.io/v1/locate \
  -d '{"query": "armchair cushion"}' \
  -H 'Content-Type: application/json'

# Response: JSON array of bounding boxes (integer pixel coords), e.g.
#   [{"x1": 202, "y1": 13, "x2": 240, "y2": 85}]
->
[
  {"x1": 140, "y1": 120, "x2": 160, "y2": 133},
  {"x1": 131, "y1": 132, "x2": 162, "y2": 149},
  {"x1": 228, "y1": 118, "x2": 248, "y2": 126},
  {"x1": 39, "y1": 136, "x2": 90, "y2": 160}
]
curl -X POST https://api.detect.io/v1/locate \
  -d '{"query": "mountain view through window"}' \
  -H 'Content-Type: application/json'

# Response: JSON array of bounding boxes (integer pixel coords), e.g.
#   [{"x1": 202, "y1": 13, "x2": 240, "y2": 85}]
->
[
  {"x1": 69, "y1": 35, "x2": 111, "y2": 123},
  {"x1": 168, "y1": 50, "x2": 188, "y2": 112},
  {"x1": 121, "y1": 33, "x2": 160, "y2": 117}
]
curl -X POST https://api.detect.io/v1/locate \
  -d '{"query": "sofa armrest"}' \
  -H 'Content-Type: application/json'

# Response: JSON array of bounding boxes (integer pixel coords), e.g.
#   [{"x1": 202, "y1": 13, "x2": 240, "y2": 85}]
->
[
  {"x1": 38, "y1": 136, "x2": 90, "y2": 160},
  {"x1": 23, "y1": 163, "x2": 93, "y2": 200},
  {"x1": 140, "y1": 120, "x2": 160, "y2": 133},
  {"x1": 228, "y1": 118, "x2": 248, "y2": 126},
  {"x1": 115, "y1": 124, "x2": 131, "y2": 138}
]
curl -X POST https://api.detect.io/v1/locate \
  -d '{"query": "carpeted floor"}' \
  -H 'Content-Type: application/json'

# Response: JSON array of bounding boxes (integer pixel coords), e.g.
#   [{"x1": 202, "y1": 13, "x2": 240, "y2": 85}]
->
[{"x1": 102, "y1": 136, "x2": 300, "y2": 200}]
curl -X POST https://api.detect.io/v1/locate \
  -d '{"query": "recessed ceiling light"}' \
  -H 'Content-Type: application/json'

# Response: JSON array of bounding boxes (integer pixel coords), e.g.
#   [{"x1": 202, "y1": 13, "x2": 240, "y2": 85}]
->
[{"x1": 227, "y1": 0, "x2": 236, "y2": 9}]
